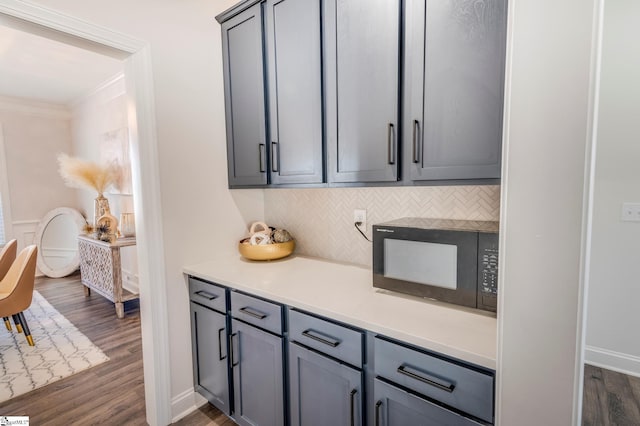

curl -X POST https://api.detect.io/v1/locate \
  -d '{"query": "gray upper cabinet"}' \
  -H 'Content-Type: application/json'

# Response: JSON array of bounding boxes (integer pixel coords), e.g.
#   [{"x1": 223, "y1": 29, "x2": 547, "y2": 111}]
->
[
  {"x1": 221, "y1": 3, "x2": 268, "y2": 187},
  {"x1": 404, "y1": 0, "x2": 507, "y2": 181},
  {"x1": 325, "y1": 0, "x2": 401, "y2": 183},
  {"x1": 266, "y1": 0, "x2": 324, "y2": 184}
]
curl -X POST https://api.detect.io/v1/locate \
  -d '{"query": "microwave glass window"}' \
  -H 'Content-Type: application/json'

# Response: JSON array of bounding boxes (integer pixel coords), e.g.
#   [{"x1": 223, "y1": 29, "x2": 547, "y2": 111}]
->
[{"x1": 383, "y1": 239, "x2": 458, "y2": 290}]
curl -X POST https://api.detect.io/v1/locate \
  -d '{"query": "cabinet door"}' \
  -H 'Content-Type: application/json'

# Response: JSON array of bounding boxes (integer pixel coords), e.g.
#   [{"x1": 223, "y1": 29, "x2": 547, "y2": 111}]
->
[
  {"x1": 325, "y1": 0, "x2": 401, "y2": 183},
  {"x1": 190, "y1": 302, "x2": 230, "y2": 415},
  {"x1": 373, "y1": 379, "x2": 482, "y2": 426},
  {"x1": 289, "y1": 343, "x2": 362, "y2": 426},
  {"x1": 231, "y1": 319, "x2": 284, "y2": 426},
  {"x1": 265, "y1": 0, "x2": 324, "y2": 184},
  {"x1": 405, "y1": 0, "x2": 507, "y2": 181},
  {"x1": 221, "y1": 3, "x2": 268, "y2": 187}
]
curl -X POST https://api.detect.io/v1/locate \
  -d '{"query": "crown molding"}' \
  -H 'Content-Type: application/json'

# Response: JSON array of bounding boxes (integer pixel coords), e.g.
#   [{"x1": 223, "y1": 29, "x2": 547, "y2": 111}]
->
[{"x1": 0, "y1": 95, "x2": 71, "y2": 119}]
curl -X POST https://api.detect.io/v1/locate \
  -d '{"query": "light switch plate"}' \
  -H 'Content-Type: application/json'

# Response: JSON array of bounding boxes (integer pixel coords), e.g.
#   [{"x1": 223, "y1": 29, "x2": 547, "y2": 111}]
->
[{"x1": 621, "y1": 203, "x2": 640, "y2": 222}]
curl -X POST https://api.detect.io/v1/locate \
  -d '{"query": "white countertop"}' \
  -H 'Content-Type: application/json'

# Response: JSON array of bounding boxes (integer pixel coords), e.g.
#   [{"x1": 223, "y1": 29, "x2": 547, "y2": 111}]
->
[{"x1": 184, "y1": 255, "x2": 497, "y2": 370}]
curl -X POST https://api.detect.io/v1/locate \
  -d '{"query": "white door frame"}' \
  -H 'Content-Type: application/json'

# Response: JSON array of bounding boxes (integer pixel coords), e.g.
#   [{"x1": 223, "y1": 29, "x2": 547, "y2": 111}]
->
[
  {"x1": 0, "y1": 123, "x2": 15, "y2": 244},
  {"x1": 0, "y1": 2, "x2": 172, "y2": 425}
]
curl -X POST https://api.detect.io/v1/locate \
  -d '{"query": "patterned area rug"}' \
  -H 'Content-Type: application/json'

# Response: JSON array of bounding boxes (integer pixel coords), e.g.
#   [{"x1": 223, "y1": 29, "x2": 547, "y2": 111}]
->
[{"x1": 0, "y1": 290, "x2": 109, "y2": 402}]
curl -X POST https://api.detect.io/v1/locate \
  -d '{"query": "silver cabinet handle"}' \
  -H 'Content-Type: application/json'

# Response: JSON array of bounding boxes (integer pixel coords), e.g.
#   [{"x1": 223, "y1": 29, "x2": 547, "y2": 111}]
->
[
  {"x1": 194, "y1": 290, "x2": 218, "y2": 301},
  {"x1": 239, "y1": 306, "x2": 267, "y2": 320},
  {"x1": 259, "y1": 143, "x2": 266, "y2": 173},
  {"x1": 387, "y1": 123, "x2": 395, "y2": 165},
  {"x1": 271, "y1": 142, "x2": 279, "y2": 172},
  {"x1": 412, "y1": 120, "x2": 420, "y2": 163},
  {"x1": 350, "y1": 389, "x2": 357, "y2": 426},
  {"x1": 230, "y1": 333, "x2": 239, "y2": 367},
  {"x1": 397, "y1": 365, "x2": 455, "y2": 393},
  {"x1": 301, "y1": 329, "x2": 340, "y2": 347},
  {"x1": 375, "y1": 400, "x2": 382, "y2": 426},
  {"x1": 218, "y1": 327, "x2": 227, "y2": 361}
]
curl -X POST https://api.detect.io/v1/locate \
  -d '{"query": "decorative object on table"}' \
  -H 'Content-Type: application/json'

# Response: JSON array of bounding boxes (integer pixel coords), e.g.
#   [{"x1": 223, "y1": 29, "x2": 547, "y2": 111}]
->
[
  {"x1": 0, "y1": 290, "x2": 109, "y2": 403},
  {"x1": 96, "y1": 205, "x2": 119, "y2": 243},
  {"x1": 239, "y1": 221, "x2": 295, "y2": 261},
  {"x1": 119, "y1": 212, "x2": 136, "y2": 237},
  {"x1": 57, "y1": 153, "x2": 121, "y2": 226}
]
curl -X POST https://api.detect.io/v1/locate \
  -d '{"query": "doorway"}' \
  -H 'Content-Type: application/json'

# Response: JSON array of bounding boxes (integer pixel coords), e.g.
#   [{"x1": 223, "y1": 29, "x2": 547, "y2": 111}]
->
[{"x1": 0, "y1": 4, "x2": 171, "y2": 425}]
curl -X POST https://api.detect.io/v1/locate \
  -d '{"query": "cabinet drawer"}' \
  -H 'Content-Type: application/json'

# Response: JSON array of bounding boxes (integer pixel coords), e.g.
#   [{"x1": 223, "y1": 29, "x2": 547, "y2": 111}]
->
[
  {"x1": 289, "y1": 309, "x2": 363, "y2": 368},
  {"x1": 374, "y1": 337, "x2": 494, "y2": 423},
  {"x1": 188, "y1": 277, "x2": 227, "y2": 314},
  {"x1": 231, "y1": 291, "x2": 283, "y2": 335}
]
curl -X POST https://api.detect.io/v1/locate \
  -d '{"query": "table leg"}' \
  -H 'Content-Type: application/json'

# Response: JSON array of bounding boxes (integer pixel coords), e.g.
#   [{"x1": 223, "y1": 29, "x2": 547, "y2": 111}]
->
[
  {"x1": 84, "y1": 286, "x2": 91, "y2": 297},
  {"x1": 116, "y1": 302, "x2": 124, "y2": 319}
]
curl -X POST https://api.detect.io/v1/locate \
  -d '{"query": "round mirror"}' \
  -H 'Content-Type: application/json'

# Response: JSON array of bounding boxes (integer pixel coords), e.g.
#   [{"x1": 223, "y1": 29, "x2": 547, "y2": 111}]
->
[{"x1": 35, "y1": 207, "x2": 86, "y2": 278}]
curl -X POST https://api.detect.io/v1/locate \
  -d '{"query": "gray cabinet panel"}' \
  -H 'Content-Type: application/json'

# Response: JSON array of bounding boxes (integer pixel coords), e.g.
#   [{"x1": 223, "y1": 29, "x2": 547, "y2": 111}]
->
[
  {"x1": 231, "y1": 319, "x2": 285, "y2": 426},
  {"x1": 222, "y1": 3, "x2": 268, "y2": 186},
  {"x1": 289, "y1": 343, "x2": 362, "y2": 426},
  {"x1": 374, "y1": 337, "x2": 494, "y2": 423},
  {"x1": 326, "y1": 0, "x2": 401, "y2": 183},
  {"x1": 405, "y1": 0, "x2": 507, "y2": 181},
  {"x1": 231, "y1": 291, "x2": 283, "y2": 335},
  {"x1": 190, "y1": 302, "x2": 230, "y2": 415},
  {"x1": 373, "y1": 378, "x2": 482, "y2": 426},
  {"x1": 266, "y1": 0, "x2": 324, "y2": 184}
]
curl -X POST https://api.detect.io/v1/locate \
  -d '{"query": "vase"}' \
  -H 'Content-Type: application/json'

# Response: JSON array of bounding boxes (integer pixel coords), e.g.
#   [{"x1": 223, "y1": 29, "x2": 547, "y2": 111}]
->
[
  {"x1": 97, "y1": 205, "x2": 119, "y2": 243},
  {"x1": 120, "y1": 213, "x2": 136, "y2": 237},
  {"x1": 94, "y1": 194, "x2": 110, "y2": 226}
]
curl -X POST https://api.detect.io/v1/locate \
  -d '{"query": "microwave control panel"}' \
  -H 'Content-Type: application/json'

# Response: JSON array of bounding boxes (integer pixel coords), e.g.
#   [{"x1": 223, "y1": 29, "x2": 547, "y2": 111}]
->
[{"x1": 478, "y1": 233, "x2": 499, "y2": 312}]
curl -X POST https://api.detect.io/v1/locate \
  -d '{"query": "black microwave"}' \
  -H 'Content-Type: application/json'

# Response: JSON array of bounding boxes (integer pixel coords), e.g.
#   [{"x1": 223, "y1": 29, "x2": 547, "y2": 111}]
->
[{"x1": 373, "y1": 218, "x2": 499, "y2": 312}]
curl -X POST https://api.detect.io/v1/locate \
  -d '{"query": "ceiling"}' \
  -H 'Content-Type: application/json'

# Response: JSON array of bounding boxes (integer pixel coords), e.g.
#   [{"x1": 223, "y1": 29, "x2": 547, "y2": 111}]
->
[{"x1": 0, "y1": 25, "x2": 124, "y2": 105}]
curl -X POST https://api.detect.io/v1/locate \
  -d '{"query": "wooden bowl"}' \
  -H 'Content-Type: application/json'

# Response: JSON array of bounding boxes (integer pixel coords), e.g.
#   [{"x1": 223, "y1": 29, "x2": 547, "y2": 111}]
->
[{"x1": 238, "y1": 239, "x2": 295, "y2": 261}]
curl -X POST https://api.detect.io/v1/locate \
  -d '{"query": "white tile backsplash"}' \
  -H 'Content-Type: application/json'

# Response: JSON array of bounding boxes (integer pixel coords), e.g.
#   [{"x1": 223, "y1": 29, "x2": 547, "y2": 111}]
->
[{"x1": 264, "y1": 185, "x2": 500, "y2": 267}]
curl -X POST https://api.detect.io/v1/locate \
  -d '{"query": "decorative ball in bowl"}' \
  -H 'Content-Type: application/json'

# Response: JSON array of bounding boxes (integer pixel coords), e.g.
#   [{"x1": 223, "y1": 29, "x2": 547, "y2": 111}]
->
[{"x1": 238, "y1": 239, "x2": 295, "y2": 261}]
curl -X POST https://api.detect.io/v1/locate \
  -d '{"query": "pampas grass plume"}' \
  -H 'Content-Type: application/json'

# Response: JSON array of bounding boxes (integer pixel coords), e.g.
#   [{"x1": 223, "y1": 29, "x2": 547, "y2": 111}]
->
[{"x1": 57, "y1": 153, "x2": 120, "y2": 194}]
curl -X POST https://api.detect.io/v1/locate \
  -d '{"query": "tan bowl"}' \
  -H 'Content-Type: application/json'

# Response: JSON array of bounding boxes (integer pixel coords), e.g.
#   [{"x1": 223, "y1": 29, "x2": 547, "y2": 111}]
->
[{"x1": 238, "y1": 239, "x2": 295, "y2": 261}]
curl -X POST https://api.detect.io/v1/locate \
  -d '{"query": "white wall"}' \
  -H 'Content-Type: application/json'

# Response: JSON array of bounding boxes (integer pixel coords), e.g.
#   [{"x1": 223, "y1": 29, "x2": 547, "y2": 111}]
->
[
  {"x1": 33, "y1": 0, "x2": 264, "y2": 419},
  {"x1": 0, "y1": 95, "x2": 79, "y2": 250},
  {"x1": 497, "y1": 0, "x2": 597, "y2": 425},
  {"x1": 585, "y1": 0, "x2": 640, "y2": 377}
]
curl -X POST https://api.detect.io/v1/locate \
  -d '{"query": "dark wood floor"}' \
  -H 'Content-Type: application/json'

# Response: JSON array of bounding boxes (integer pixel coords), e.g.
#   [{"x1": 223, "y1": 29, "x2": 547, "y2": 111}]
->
[
  {"x1": 582, "y1": 364, "x2": 640, "y2": 426},
  {"x1": 1, "y1": 275, "x2": 638, "y2": 425}
]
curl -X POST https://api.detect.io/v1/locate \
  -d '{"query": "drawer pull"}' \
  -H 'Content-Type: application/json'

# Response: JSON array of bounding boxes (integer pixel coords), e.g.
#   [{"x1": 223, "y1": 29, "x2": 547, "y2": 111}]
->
[
  {"x1": 349, "y1": 389, "x2": 357, "y2": 426},
  {"x1": 301, "y1": 329, "x2": 340, "y2": 347},
  {"x1": 194, "y1": 290, "x2": 218, "y2": 301},
  {"x1": 374, "y1": 400, "x2": 382, "y2": 426},
  {"x1": 397, "y1": 365, "x2": 456, "y2": 393},
  {"x1": 239, "y1": 306, "x2": 267, "y2": 320},
  {"x1": 218, "y1": 327, "x2": 227, "y2": 361}
]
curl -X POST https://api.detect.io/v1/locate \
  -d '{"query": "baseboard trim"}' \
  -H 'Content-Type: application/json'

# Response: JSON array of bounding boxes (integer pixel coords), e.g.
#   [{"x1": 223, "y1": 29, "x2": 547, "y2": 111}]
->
[
  {"x1": 585, "y1": 345, "x2": 640, "y2": 378},
  {"x1": 171, "y1": 388, "x2": 199, "y2": 423}
]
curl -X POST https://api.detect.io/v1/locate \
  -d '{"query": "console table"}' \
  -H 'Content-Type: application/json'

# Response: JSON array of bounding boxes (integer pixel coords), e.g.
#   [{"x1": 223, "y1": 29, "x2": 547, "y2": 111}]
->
[{"x1": 78, "y1": 235, "x2": 138, "y2": 318}]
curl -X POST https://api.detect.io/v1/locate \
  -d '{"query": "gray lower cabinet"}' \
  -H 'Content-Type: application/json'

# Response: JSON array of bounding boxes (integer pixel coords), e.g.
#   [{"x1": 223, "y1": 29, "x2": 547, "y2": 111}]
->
[
  {"x1": 230, "y1": 318, "x2": 285, "y2": 426},
  {"x1": 373, "y1": 379, "x2": 482, "y2": 426},
  {"x1": 404, "y1": 0, "x2": 507, "y2": 181},
  {"x1": 221, "y1": 3, "x2": 268, "y2": 187},
  {"x1": 265, "y1": 0, "x2": 324, "y2": 185},
  {"x1": 190, "y1": 301, "x2": 230, "y2": 415},
  {"x1": 289, "y1": 343, "x2": 363, "y2": 426},
  {"x1": 325, "y1": 0, "x2": 401, "y2": 183}
]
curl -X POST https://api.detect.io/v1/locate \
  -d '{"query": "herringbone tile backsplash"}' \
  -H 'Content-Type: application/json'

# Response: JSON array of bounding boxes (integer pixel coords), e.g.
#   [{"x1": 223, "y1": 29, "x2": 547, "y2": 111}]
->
[{"x1": 264, "y1": 186, "x2": 500, "y2": 267}]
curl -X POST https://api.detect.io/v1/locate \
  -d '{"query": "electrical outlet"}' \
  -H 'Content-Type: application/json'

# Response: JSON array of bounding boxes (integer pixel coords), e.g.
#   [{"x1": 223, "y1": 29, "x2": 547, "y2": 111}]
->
[
  {"x1": 354, "y1": 209, "x2": 367, "y2": 229},
  {"x1": 621, "y1": 203, "x2": 640, "y2": 222}
]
